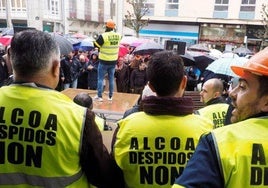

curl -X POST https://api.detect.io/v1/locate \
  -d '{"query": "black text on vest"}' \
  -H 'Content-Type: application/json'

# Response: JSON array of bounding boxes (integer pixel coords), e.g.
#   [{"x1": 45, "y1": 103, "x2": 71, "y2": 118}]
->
[
  {"x1": 129, "y1": 136, "x2": 195, "y2": 185},
  {"x1": 250, "y1": 143, "x2": 268, "y2": 185},
  {"x1": 0, "y1": 107, "x2": 57, "y2": 168}
]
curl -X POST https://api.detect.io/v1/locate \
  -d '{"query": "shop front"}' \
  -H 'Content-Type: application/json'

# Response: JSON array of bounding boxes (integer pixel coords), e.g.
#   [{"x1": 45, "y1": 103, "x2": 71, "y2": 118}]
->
[
  {"x1": 139, "y1": 23, "x2": 199, "y2": 47},
  {"x1": 199, "y1": 23, "x2": 246, "y2": 52}
]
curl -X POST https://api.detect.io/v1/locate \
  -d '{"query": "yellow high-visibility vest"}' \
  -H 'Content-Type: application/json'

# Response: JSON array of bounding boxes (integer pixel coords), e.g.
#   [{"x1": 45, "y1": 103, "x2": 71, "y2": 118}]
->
[
  {"x1": 95, "y1": 31, "x2": 121, "y2": 61},
  {"x1": 212, "y1": 117, "x2": 268, "y2": 188},
  {"x1": 114, "y1": 112, "x2": 213, "y2": 188},
  {"x1": 0, "y1": 85, "x2": 89, "y2": 188},
  {"x1": 196, "y1": 103, "x2": 229, "y2": 128}
]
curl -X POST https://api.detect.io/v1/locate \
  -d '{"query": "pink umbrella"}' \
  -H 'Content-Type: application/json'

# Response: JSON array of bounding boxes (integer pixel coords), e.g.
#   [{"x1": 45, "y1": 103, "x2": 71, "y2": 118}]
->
[
  {"x1": 0, "y1": 35, "x2": 13, "y2": 46},
  {"x1": 120, "y1": 36, "x2": 138, "y2": 46},
  {"x1": 130, "y1": 38, "x2": 150, "y2": 47},
  {"x1": 71, "y1": 33, "x2": 88, "y2": 39},
  {"x1": 118, "y1": 44, "x2": 129, "y2": 58}
]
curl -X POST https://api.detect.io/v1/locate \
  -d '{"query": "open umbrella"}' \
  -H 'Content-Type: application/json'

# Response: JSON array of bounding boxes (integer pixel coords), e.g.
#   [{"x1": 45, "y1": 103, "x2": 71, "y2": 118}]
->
[
  {"x1": 120, "y1": 36, "x2": 138, "y2": 46},
  {"x1": 1, "y1": 28, "x2": 14, "y2": 36},
  {"x1": 119, "y1": 44, "x2": 129, "y2": 58},
  {"x1": 233, "y1": 46, "x2": 253, "y2": 55},
  {"x1": 193, "y1": 54, "x2": 217, "y2": 72},
  {"x1": 50, "y1": 33, "x2": 73, "y2": 56},
  {"x1": 209, "y1": 49, "x2": 222, "y2": 59},
  {"x1": 188, "y1": 43, "x2": 210, "y2": 52},
  {"x1": 206, "y1": 57, "x2": 248, "y2": 77},
  {"x1": 133, "y1": 40, "x2": 164, "y2": 55},
  {"x1": 180, "y1": 51, "x2": 195, "y2": 66},
  {"x1": 71, "y1": 33, "x2": 88, "y2": 39},
  {"x1": 221, "y1": 52, "x2": 239, "y2": 58},
  {"x1": 186, "y1": 51, "x2": 216, "y2": 72},
  {"x1": 130, "y1": 38, "x2": 150, "y2": 47},
  {"x1": 79, "y1": 37, "x2": 94, "y2": 51},
  {"x1": 0, "y1": 35, "x2": 13, "y2": 46}
]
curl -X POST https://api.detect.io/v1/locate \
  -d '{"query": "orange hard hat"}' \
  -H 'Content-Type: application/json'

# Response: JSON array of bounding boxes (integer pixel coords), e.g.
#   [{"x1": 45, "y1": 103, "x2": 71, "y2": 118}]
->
[
  {"x1": 231, "y1": 47, "x2": 268, "y2": 77},
  {"x1": 105, "y1": 19, "x2": 115, "y2": 29}
]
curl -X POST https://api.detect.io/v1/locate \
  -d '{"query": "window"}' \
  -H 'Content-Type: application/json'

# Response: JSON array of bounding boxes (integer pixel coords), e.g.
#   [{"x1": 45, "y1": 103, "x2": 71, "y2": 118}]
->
[
  {"x1": 11, "y1": 0, "x2": 26, "y2": 12},
  {"x1": 0, "y1": 0, "x2": 6, "y2": 11},
  {"x1": 85, "y1": 0, "x2": 91, "y2": 20},
  {"x1": 239, "y1": 0, "x2": 255, "y2": 19},
  {"x1": 240, "y1": 0, "x2": 256, "y2": 12},
  {"x1": 165, "y1": 0, "x2": 179, "y2": 16},
  {"x1": 48, "y1": 0, "x2": 59, "y2": 15},
  {"x1": 144, "y1": 0, "x2": 155, "y2": 16},
  {"x1": 214, "y1": 0, "x2": 229, "y2": 11},
  {"x1": 166, "y1": 0, "x2": 179, "y2": 10}
]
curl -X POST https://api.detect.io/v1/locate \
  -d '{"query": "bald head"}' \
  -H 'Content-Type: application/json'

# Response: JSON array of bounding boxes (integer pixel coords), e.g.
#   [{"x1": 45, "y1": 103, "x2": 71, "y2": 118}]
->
[
  {"x1": 200, "y1": 78, "x2": 224, "y2": 104},
  {"x1": 207, "y1": 78, "x2": 224, "y2": 94}
]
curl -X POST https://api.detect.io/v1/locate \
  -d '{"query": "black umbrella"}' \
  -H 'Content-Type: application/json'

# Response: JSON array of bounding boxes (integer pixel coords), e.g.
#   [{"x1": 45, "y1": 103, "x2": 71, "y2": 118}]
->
[
  {"x1": 193, "y1": 54, "x2": 217, "y2": 72},
  {"x1": 133, "y1": 41, "x2": 164, "y2": 55},
  {"x1": 50, "y1": 33, "x2": 73, "y2": 56},
  {"x1": 180, "y1": 51, "x2": 195, "y2": 66}
]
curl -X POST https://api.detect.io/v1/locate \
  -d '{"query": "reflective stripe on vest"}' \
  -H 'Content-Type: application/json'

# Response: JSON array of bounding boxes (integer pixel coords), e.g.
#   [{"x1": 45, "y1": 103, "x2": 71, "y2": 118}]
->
[
  {"x1": 212, "y1": 117, "x2": 268, "y2": 187},
  {"x1": 98, "y1": 31, "x2": 121, "y2": 61},
  {"x1": 196, "y1": 103, "x2": 229, "y2": 128},
  {"x1": 0, "y1": 85, "x2": 89, "y2": 187},
  {"x1": 0, "y1": 170, "x2": 83, "y2": 187},
  {"x1": 114, "y1": 112, "x2": 213, "y2": 188}
]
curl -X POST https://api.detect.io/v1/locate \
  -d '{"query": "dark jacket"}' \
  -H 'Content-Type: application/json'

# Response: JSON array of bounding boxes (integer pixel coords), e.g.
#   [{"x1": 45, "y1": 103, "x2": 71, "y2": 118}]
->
[
  {"x1": 86, "y1": 53, "x2": 99, "y2": 90},
  {"x1": 114, "y1": 63, "x2": 130, "y2": 93},
  {"x1": 130, "y1": 68, "x2": 147, "y2": 88},
  {"x1": 0, "y1": 56, "x2": 8, "y2": 87},
  {"x1": 61, "y1": 56, "x2": 82, "y2": 83}
]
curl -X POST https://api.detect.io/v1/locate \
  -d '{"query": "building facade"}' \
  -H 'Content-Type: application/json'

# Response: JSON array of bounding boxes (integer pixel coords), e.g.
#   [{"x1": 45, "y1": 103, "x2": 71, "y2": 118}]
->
[
  {"x1": 124, "y1": 0, "x2": 267, "y2": 52},
  {"x1": 0, "y1": 0, "x2": 267, "y2": 51},
  {"x1": 0, "y1": 0, "x2": 116, "y2": 37}
]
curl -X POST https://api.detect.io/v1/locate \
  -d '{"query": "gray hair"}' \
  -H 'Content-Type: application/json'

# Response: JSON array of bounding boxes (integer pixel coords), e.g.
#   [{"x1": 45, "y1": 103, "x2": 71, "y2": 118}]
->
[{"x1": 10, "y1": 30, "x2": 60, "y2": 77}]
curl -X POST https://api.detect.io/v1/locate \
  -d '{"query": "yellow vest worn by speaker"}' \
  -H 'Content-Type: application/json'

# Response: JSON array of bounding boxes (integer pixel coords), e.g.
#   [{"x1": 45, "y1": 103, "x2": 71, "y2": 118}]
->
[
  {"x1": 212, "y1": 117, "x2": 268, "y2": 188},
  {"x1": 95, "y1": 31, "x2": 121, "y2": 61},
  {"x1": 114, "y1": 112, "x2": 213, "y2": 188},
  {"x1": 0, "y1": 85, "x2": 89, "y2": 188},
  {"x1": 196, "y1": 103, "x2": 229, "y2": 128}
]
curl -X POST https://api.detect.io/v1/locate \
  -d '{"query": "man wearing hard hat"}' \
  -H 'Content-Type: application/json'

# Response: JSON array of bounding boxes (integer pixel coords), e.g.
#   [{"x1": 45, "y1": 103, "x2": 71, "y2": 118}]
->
[
  {"x1": 172, "y1": 47, "x2": 268, "y2": 188},
  {"x1": 93, "y1": 19, "x2": 122, "y2": 102}
]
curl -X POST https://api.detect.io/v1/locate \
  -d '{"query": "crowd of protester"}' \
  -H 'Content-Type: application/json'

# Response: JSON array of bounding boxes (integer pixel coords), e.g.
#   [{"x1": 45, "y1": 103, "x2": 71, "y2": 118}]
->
[{"x1": 2, "y1": 28, "x2": 268, "y2": 188}]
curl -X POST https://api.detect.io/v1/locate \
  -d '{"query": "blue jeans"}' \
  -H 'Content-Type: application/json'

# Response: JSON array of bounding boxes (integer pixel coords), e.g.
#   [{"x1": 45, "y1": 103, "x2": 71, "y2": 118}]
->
[
  {"x1": 97, "y1": 62, "x2": 116, "y2": 98},
  {"x1": 63, "y1": 78, "x2": 78, "y2": 89}
]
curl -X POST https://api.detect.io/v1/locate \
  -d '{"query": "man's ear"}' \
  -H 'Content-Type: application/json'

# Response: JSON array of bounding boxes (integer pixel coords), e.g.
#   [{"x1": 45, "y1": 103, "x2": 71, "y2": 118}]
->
[
  {"x1": 177, "y1": 75, "x2": 187, "y2": 97},
  {"x1": 261, "y1": 95, "x2": 268, "y2": 112},
  {"x1": 180, "y1": 75, "x2": 187, "y2": 91},
  {"x1": 214, "y1": 91, "x2": 220, "y2": 98},
  {"x1": 52, "y1": 60, "x2": 60, "y2": 78}
]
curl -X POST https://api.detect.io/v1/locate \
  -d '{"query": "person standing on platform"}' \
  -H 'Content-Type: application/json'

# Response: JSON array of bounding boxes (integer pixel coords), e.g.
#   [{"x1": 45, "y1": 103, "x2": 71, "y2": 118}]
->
[
  {"x1": 0, "y1": 29, "x2": 122, "y2": 187},
  {"x1": 111, "y1": 51, "x2": 213, "y2": 188},
  {"x1": 195, "y1": 78, "x2": 229, "y2": 128},
  {"x1": 172, "y1": 47, "x2": 268, "y2": 188},
  {"x1": 93, "y1": 19, "x2": 122, "y2": 102}
]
